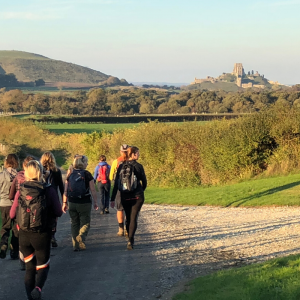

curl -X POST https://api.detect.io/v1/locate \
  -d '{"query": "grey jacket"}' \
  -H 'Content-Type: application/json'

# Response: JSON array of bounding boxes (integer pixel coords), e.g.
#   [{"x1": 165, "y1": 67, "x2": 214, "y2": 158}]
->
[{"x1": 0, "y1": 168, "x2": 17, "y2": 207}]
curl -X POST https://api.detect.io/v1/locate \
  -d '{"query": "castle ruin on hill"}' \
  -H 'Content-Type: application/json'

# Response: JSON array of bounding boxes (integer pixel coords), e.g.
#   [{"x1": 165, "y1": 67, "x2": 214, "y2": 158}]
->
[{"x1": 191, "y1": 63, "x2": 271, "y2": 89}]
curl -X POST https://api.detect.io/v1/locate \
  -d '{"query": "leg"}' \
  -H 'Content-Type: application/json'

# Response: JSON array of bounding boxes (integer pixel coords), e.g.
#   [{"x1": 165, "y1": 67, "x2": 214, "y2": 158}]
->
[
  {"x1": 32, "y1": 232, "x2": 51, "y2": 289},
  {"x1": 127, "y1": 195, "x2": 144, "y2": 245},
  {"x1": 68, "y1": 203, "x2": 80, "y2": 250},
  {"x1": 51, "y1": 218, "x2": 58, "y2": 247},
  {"x1": 0, "y1": 206, "x2": 12, "y2": 258},
  {"x1": 122, "y1": 200, "x2": 132, "y2": 238},
  {"x1": 104, "y1": 183, "x2": 110, "y2": 212},
  {"x1": 19, "y1": 230, "x2": 36, "y2": 299},
  {"x1": 115, "y1": 191, "x2": 125, "y2": 236},
  {"x1": 98, "y1": 182, "x2": 105, "y2": 213},
  {"x1": 10, "y1": 219, "x2": 19, "y2": 259},
  {"x1": 30, "y1": 231, "x2": 51, "y2": 299},
  {"x1": 77, "y1": 203, "x2": 92, "y2": 249}
]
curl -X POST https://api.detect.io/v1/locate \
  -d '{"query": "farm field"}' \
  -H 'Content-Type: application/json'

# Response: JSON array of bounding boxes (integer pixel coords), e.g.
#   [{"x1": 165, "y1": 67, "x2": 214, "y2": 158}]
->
[
  {"x1": 42, "y1": 123, "x2": 137, "y2": 134},
  {"x1": 145, "y1": 172, "x2": 300, "y2": 207}
]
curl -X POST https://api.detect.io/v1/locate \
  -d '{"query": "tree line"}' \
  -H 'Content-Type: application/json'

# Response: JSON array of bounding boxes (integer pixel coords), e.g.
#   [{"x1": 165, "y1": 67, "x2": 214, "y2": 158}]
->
[{"x1": 1, "y1": 86, "x2": 300, "y2": 115}]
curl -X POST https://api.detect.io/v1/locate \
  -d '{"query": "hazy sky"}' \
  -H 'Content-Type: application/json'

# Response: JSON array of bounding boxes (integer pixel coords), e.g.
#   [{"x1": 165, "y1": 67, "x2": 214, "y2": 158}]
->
[{"x1": 0, "y1": 0, "x2": 299, "y2": 84}]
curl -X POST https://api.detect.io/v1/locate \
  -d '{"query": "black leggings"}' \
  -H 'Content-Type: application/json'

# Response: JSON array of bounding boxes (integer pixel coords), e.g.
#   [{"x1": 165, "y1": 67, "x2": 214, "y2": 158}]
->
[
  {"x1": 19, "y1": 230, "x2": 51, "y2": 298},
  {"x1": 121, "y1": 194, "x2": 144, "y2": 244}
]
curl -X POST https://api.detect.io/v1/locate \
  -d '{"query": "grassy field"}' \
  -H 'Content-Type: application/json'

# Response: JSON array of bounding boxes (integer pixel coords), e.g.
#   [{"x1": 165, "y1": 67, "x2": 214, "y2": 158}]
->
[
  {"x1": 145, "y1": 173, "x2": 300, "y2": 207},
  {"x1": 42, "y1": 123, "x2": 137, "y2": 134},
  {"x1": 174, "y1": 254, "x2": 300, "y2": 300}
]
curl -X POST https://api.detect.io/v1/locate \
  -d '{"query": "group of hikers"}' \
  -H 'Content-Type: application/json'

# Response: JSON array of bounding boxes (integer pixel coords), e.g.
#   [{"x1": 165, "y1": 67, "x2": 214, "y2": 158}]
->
[{"x1": 0, "y1": 144, "x2": 147, "y2": 300}]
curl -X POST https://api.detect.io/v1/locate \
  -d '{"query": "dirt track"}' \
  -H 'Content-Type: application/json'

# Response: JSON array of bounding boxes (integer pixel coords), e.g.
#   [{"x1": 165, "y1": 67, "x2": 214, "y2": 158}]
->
[{"x1": 1, "y1": 204, "x2": 300, "y2": 300}]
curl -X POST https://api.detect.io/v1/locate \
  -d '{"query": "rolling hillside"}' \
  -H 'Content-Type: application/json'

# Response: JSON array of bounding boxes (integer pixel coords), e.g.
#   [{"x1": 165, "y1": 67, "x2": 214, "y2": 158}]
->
[{"x1": 0, "y1": 50, "x2": 110, "y2": 84}]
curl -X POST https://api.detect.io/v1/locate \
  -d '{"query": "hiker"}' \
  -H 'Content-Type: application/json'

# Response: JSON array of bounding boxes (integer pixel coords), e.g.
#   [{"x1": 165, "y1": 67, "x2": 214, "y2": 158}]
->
[
  {"x1": 62, "y1": 155, "x2": 99, "y2": 251},
  {"x1": 94, "y1": 155, "x2": 111, "y2": 214},
  {"x1": 0, "y1": 154, "x2": 19, "y2": 260},
  {"x1": 109, "y1": 144, "x2": 129, "y2": 236},
  {"x1": 10, "y1": 160, "x2": 63, "y2": 300},
  {"x1": 40, "y1": 152, "x2": 64, "y2": 248},
  {"x1": 111, "y1": 146, "x2": 147, "y2": 250},
  {"x1": 9, "y1": 155, "x2": 34, "y2": 270}
]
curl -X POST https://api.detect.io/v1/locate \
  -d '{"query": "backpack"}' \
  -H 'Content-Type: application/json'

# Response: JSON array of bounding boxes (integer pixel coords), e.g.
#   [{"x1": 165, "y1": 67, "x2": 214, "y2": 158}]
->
[
  {"x1": 67, "y1": 169, "x2": 90, "y2": 199},
  {"x1": 97, "y1": 164, "x2": 110, "y2": 183},
  {"x1": 17, "y1": 181, "x2": 49, "y2": 232},
  {"x1": 118, "y1": 162, "x2": 137, "y2": 192}
]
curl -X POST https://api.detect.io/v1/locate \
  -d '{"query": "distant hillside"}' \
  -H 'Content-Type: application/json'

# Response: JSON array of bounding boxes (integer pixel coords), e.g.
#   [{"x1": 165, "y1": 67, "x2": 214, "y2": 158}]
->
[
  {"x1": 0, "y1": 50, "x2": 110, "y2": 84},
  {"x1": 185, "y1": 81, "x2": 240, "y2": 92}
]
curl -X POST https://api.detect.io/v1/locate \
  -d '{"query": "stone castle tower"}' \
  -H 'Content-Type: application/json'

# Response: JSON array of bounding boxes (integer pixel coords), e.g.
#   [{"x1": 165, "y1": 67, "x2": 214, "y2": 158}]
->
[{"x1": 233, "y1": 63, "x2": 244, "y2": 77}]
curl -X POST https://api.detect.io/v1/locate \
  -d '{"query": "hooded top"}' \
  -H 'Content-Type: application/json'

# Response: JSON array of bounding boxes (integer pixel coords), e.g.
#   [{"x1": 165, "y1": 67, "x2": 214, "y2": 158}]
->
[{"x1": 0, "y1": 167, "x2": 18, "y2": 206}]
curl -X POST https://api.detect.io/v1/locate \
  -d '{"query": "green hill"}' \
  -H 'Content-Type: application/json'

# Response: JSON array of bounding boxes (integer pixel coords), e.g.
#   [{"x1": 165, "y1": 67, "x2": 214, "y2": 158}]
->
[{"x1": 0, "y1": 50, "x2": 110, "y2": 84}]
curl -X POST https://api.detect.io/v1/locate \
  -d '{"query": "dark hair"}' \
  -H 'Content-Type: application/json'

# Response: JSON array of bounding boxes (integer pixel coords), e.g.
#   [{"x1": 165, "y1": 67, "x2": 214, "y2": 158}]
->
[
  {"x1": 4, "y1": 154, "x2": 19, "y2": 169},
  {"x1": 99, "y1": 155, "x2": 106, "y2": 162},
  {"x1": 128, "y1": 146, "x2": 139, "y2": 158},
  {"x1": 23, "y1": 156, "x2": 34, "y2": 168}
]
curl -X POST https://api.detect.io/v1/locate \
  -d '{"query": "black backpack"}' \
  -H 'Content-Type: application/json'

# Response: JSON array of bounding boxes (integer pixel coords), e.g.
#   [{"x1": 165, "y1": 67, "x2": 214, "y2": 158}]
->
[
  {"x1": 17, "y1": 181, "x2": 49, "y2": 232},
  {"x1": 67, "y1": 169, "x2": 90, "y2": 199},
  {"x1": 118, "y1": 162, "x2": 137, "y2": 192}
]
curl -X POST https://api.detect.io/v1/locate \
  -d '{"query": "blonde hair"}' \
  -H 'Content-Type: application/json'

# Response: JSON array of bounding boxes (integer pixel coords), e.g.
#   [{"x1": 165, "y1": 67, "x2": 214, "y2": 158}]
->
[
  {"x1": 40, "y1": 152, "x2": 58, "y2": 172},
  {"x1": 25, "y1": 160, "x2": 43, "y2": 181},
  {"x1": 73, "y1": 155, "x2": 88, "y2": 170}
]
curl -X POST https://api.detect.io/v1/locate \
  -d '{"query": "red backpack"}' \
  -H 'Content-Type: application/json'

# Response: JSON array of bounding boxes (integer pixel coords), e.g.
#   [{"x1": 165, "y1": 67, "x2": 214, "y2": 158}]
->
[{"x1": 97, "y1": 164, "x2": 110, "y2": 183}]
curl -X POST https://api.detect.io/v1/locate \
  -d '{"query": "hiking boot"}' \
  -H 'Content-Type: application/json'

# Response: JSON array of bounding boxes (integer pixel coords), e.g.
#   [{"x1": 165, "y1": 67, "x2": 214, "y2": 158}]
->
[
  {"x1": 117, "y1": 228, "x2": 124, "y2": 236},
  {"x1": 104, "y1": 208, "x2": 109, "y2": 214},
  {"x1": 20, "y1": 259, "x2": 26, "y2": 270},
  {"x1": 51, "y1": 238, "x2": 58, "y2": 248},
  {"x1": 127, "y1": 241, "x2": 133, "y2": 250},
  {"x1": 31, "y1": 287, "x2": 42, "y2": 300},
  {"x1": 0, "y1": 245, "x2": 7, "y2": 259},
  {"x1": 76, "y1": 235, "x2": 86, "y2": 250},
  {"x1": 124, "y1": 228, "x2": 128, "y2": 237}
]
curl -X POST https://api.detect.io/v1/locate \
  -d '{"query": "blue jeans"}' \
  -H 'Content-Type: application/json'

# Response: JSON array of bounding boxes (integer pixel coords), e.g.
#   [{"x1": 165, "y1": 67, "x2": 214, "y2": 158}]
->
[{"x1": 97, "y1": 182, "x2": 111, "y2": 211}]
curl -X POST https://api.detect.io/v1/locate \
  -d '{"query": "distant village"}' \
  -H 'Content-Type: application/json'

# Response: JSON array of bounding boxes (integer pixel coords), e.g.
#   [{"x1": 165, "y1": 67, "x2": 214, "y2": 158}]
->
[{"x1": 191, "y1": 63, "x2": 282, "y2": 89}]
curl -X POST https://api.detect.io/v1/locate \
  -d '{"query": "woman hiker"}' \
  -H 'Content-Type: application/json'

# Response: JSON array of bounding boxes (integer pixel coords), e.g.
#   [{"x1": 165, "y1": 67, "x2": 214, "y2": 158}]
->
[{"x1": 111, "y1": 146, "x2": 147, "y2": 250}]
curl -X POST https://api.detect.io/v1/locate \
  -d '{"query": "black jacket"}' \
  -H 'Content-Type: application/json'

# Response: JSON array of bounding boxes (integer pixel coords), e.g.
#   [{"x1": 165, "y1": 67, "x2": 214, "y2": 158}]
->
[{"x1": 111, "y1": 160, "x2": 147, "y2": 201}]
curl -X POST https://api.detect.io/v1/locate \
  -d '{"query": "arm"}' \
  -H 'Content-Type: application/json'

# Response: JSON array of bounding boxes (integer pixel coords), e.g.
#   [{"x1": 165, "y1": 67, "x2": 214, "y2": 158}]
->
[
  {"x1": 93, "y1": 165, "x2": 100, "y2": 182},
  {"x1": 9, "y1": 177, "x2": 17, "y2": 200},
  {"x1": 57, "y1": 169, "x2": 64, "y2": 198},
  {"x1": 47, "y1": 187, "x2": 63, "y2": 218},
  {"x1": 110, "y1": 165, "x2": 121, "y2": 207},
  {"x1": 62, "y1": 180, "x2": 68, "y2": 213},
  {"x1": 10, "y1": 191, "x2": 20, "y2": 219},
  {"x1": 109, "y1": 160, "x2": 117, "y2": 181},
  {"x1": 89, "y1": 180, "x2": 99, "y2": 210},
  {"x1": 140, "y1": 165, "x2": 147, "y2": 191}
]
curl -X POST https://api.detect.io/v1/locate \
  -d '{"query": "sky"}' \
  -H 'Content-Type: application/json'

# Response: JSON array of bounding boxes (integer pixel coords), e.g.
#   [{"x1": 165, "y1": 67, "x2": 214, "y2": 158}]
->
[{"x1": 0, "y1": 0, "x2": 299, "y2": 85}]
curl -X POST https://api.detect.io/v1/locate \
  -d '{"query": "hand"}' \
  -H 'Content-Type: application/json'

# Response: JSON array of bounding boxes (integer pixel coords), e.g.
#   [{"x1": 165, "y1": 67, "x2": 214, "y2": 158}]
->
[
  {"x1": 94, "y1": 204, "x2": 99, "y2": 210},
  {"x1": 62, "y1": 203, "x2": 68, "y2": 213},
  {"x1": 110, "y1": 201, "x2": 115, "y2": 209}
]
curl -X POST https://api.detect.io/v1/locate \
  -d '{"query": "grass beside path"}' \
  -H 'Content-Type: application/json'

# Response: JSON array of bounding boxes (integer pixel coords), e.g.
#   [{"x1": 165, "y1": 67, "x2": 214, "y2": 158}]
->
[
  {"x1": 174, "y1": 254, "x2": 300, "y2": 300},
  {"x1": 145, "y1": 173, "x2": 300, "y2": 207}
]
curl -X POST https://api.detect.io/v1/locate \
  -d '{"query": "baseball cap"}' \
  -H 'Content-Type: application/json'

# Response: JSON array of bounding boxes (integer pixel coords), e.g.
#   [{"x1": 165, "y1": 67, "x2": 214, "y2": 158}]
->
[{"x1": 120, "y1": 144, "x2": 129, "y2": 152}]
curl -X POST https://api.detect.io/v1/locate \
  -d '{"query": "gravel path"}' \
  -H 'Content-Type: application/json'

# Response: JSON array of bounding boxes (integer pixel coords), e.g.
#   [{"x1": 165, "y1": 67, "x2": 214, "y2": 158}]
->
[{"x1": 0, "y1": 204, "x2": 299, "y2": 300}]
